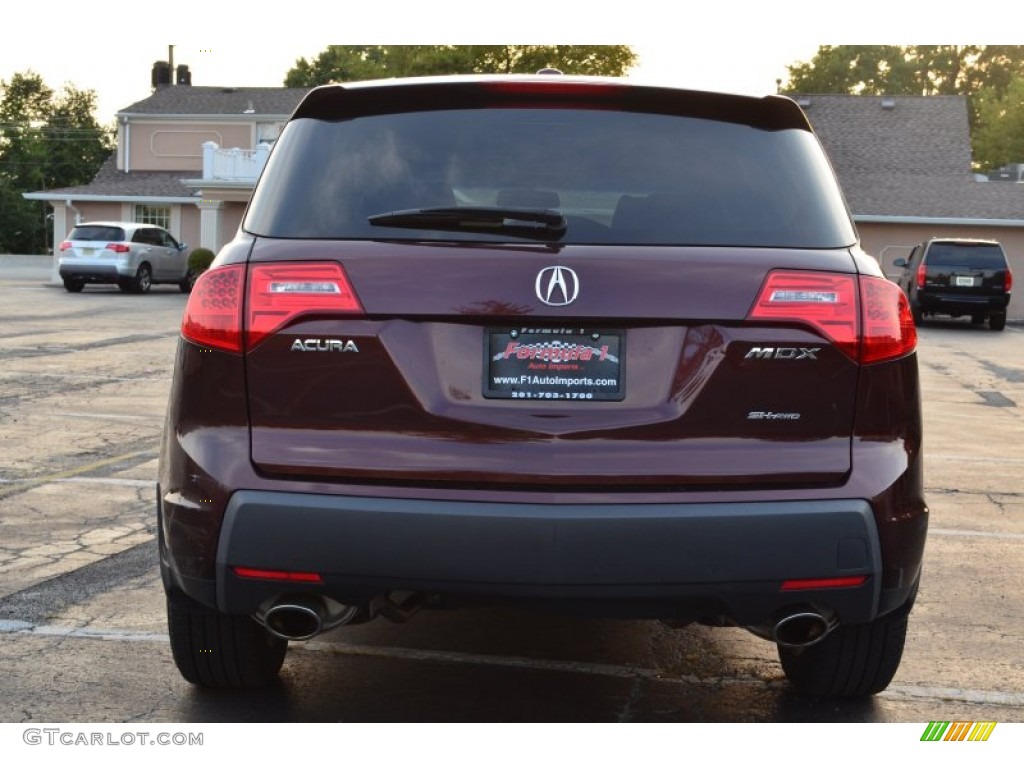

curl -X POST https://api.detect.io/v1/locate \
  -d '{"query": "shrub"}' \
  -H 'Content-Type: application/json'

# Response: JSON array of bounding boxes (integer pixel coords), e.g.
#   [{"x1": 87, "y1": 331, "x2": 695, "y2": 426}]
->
[{"x1": 188, "y1": 247, "x2": 216, "y2": 274}]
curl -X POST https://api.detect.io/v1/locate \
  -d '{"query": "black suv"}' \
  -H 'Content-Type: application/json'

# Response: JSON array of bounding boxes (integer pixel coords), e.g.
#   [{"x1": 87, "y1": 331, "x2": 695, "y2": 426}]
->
[
  {"x1": 894, "y1": 238, "x2": 1012, "y2": 330},
  {"x1": 159, "y1": 75, "x2": 925, "y2": 697}
]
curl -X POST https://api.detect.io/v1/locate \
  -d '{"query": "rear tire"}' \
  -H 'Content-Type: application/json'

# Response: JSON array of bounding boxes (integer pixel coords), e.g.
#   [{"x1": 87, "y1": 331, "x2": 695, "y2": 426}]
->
[
  {"x1": 131, "y1": 263, "x2": 152, "y2": 293},
  {"x1": 166, "y1": 589, "x2": 287, "y2": 689},
  {"x1": 62, "y1": 278, "x2": 84, "y2": 293},
  {"x1": 778, "y1": 602, "x2": 911, "y2": 697},
  {"x1": 989, "y1": 313, "x2": 1006, "y2": 331},
  {"x1": 179, "y1": 268, "x2": 198, "y2": 294},
  {"x1": 910, "y1": 303, "x2": 923, "y2": 325}
]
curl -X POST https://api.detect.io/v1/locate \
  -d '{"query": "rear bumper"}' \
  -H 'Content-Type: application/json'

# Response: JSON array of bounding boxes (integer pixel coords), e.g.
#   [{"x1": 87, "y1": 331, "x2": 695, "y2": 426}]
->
[
  {"x1": 58, "y1": 261, "x2": 131, "y2": 282},
  {"x1": 918, "y1": 291, "x2": 1010, "y2": 315},
  {"x1": 192, "y1": 490, "x2": 888, "y2": 626}
]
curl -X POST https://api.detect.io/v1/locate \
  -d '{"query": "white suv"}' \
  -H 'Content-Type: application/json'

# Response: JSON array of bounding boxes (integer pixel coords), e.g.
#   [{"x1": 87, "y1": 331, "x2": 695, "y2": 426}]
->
[{"x1": 58, "y1": 221, "x2": 193, "y2": 293}]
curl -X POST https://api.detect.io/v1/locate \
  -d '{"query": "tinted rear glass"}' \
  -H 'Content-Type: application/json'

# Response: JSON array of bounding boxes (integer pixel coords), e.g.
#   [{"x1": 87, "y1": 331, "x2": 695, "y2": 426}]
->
[
  {"x1": 69, "y1": 225, "x2": 126, "y2": 242},
  {"x1": 245, "y1": 108, "x2": 855, "y2": 248},
  {"x1": 926, "y1": 243, "x2": 1007, "y2": 269}
]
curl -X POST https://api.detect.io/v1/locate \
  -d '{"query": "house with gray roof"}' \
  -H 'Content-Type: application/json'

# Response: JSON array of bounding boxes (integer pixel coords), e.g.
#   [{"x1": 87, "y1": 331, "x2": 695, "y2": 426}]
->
[
  {"x1": 24, "y1": 82, "x2": 309, "y2": 275},
  {"x1": 795, "y1": 93, "x2": 1024, "y2": 277}
]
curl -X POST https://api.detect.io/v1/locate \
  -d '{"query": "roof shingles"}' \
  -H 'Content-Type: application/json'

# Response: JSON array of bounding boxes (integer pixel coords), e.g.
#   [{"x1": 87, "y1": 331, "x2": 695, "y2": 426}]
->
[
  {"x1": 798, "y1": 93, "x2": 1024, "y2": 221},
  {"x1": 39, "y1": 154, "x2": 195, "y2": 199},
  {"x1": 118, "y1": 86, "x2": 309, "y2": 117}
]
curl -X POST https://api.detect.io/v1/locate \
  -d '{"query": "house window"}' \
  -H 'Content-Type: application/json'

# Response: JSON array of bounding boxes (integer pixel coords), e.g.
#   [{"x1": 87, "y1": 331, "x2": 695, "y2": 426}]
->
[
  {"x1": 135, "y1": 204, "x2": 171, "y2": 230},
  {"x1": 256, "y1": 122, "x2": 283, "y2": 146}
]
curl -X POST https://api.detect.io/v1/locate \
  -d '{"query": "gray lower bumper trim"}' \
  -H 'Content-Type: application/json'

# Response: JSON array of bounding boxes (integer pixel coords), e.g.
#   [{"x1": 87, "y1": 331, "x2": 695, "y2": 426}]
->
[
  {"x1": 59, "y1": 265, "x2": 121, "y2": 280},
  {"x1": 216, "y1": 491, "x2": 882, "y2": 609}
]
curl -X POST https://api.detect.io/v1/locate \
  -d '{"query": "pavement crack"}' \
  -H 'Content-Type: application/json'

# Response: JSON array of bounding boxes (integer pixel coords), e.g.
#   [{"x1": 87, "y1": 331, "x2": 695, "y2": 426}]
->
[
  {"x1": 617, "y1": 677, "x2": 645, "y2": 722},
  {"x1": 986, "y1": 494, "x2": 1008, "y2": 513}
]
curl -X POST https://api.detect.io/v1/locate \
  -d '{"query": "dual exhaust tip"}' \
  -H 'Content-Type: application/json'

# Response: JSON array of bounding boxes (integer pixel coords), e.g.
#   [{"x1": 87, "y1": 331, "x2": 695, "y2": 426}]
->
[{"x1": 259, "y1": 596, "x2": 837, "y2": 648}]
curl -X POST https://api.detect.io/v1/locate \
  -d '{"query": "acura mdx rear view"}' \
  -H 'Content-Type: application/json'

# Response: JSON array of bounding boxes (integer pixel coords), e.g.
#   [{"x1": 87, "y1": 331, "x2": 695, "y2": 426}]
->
[{"x1": 158, "y1": 76, "x2": 926, "y2": 697}]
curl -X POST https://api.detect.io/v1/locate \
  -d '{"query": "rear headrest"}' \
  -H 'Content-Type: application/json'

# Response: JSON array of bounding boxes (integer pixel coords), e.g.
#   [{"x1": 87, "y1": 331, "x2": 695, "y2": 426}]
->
[{"x1": 612, "y1": 192, "x2": 707, "y2": 242}]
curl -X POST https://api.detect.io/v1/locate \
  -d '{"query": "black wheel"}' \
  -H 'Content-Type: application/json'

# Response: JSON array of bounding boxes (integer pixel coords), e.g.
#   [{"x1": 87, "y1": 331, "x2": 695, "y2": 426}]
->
[
  {"x1": 910, "y1": 303, "x2": 923, "y2": 325},
  {"x1": 62, "y1": 278, "x2": 85, "y2": 293},
  {"x1": 131, "y1": 263, "x2": 152, "y2": 293},
  {"x1": 990, "y1": 313, "x2": 1006, "y2": 331},
  {"x1": 179, "y1": 268, "x2": 198, "y2": 294},
  {"x1": 166, "y1": 589, "x2": 287, "y2": 689},
  {"x1": 778, "y1": 603, "x2": 911, "y2": 697}
]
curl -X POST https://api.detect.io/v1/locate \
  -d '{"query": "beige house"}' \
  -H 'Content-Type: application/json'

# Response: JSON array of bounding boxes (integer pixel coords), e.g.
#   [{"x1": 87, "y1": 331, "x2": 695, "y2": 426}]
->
[{"x1": 24, "y1": 83, "x2": 308, "y2": 280}]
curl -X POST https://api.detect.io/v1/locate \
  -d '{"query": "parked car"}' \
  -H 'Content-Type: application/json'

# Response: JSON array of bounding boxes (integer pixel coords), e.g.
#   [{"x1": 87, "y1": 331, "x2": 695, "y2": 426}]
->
[
  {"x1": 159, "y1": 75, "x2": 925, "y2": 697},
  {"x1": 893, "y1": 238, "x2": 1012, "y2": 330},
  {"x1": 58, "y1": 221, "x2": 194, "y2": 293}
]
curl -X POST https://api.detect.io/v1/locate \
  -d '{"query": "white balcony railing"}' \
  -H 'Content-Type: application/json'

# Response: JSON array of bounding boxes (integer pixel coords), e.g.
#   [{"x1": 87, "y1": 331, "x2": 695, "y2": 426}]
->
[{"x1": 201, "y1": 141, "x2": 271, "y2": 182}]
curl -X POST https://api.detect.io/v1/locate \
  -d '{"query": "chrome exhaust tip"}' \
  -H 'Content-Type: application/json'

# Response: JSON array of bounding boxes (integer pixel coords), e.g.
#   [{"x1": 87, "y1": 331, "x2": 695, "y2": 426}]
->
[
  {"x1": 773, "y1": 611, "x2": 838, "y2": 649},
  {"x1": 263, "y1": 602, "x2": 323, "y2": 641},
  {"x1": 257, "y1": 595, "x2": 359, "y2": 641}
]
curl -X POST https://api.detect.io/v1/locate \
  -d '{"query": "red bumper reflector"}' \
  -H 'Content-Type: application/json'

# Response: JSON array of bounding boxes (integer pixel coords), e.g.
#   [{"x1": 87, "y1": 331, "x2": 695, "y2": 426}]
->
[
  {"x1": 780, "y1": 576, "x2": 868, "y2": 591},
  {"x1": 233, "y1": 566, "x2": 323, "y2": 584}
]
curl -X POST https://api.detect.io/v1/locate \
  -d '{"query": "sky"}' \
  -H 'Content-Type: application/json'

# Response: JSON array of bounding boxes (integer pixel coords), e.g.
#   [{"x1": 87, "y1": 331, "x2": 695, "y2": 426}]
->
[
  {"x1": 0, "y1": 43, "x2": 821, "y2": 125},
  {"x1": 0, "y1": 2, "x2": 994, "y2": 125}
]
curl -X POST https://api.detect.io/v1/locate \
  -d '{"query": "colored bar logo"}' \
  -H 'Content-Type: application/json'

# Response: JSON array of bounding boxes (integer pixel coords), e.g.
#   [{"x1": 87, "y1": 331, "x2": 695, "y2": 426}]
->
[{"x1": 921, "y1": 722, "x2": 997, "y2": 741}]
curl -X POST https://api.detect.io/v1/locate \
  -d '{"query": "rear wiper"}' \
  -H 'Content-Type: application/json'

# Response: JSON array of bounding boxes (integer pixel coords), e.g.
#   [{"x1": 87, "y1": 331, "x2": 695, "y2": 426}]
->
[{"x1": 368, "y1": 206, "x2": 567, "y2": 242}]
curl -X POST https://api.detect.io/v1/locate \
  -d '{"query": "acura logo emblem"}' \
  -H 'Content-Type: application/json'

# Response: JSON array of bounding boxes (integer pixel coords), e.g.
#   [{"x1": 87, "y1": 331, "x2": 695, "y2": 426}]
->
[{"x1": 535, "y1": 266, "x2": 580, "y2": 306}]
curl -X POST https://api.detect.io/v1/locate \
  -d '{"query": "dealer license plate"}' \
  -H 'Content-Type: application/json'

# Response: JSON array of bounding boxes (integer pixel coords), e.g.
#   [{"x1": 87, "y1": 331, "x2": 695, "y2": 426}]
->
[{"x1": 484, "y1": 328, "x2": 625, "y2": 401}]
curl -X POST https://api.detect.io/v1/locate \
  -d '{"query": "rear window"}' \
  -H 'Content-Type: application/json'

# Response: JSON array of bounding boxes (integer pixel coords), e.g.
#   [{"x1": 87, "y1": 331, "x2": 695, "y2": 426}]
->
[
  {"x1": 245, "y1": 108, "x2": 856, "y2": 248},
  {"x1": 926, "y1": 242, "x2": 1007, "y2": 269},
  {"x1": 69, "y1": 225, "x2": 126, "y2": 242}
]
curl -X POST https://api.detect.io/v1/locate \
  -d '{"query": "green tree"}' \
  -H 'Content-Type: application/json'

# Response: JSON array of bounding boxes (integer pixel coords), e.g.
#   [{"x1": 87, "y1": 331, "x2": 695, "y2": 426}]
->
[
  {"x1": 785, "y1": 45, "x2": 919, "y2": 95},
  {"x1": 785, "y1": 45, "x2": 1024, "y2": 97},
  {"x1": 0, "y1": 71, "x2": 113, "y2": 254},
  {"x1": 972, "y1": 76, "x2": 1024, "y2": 170},
  {"x1": 285, "y1": 45, "x2": 637, "y2": 87}
]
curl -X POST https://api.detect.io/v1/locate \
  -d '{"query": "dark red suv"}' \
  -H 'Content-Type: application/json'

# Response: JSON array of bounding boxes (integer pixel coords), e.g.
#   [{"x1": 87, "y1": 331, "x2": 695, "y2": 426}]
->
[{"x1": 158, "y1": 76, "x2": 926, "y2": 697}]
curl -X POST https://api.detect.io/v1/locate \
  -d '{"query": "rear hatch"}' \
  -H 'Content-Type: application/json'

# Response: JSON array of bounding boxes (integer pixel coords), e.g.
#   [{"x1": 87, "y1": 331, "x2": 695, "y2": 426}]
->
[
  {"x1": 59, "y1": 224, "x2": 128, "y2": 261},
  {"x1": 238, "y1": 78, "x2": 872, "y2": 492},
  {"x1": 923, "y1": 241, "x2": 1011, "y2": 297},
  {"x1": 243, "y1": 242, "x2": 862, "y2": 489}
]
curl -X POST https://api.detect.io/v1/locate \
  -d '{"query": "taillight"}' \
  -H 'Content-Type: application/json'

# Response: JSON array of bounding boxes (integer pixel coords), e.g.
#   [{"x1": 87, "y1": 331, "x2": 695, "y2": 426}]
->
[
  {"x1": 1006, "y1": 268, "x2": 1013, "y2": 293},
  {"x1": 748, "y1": 271, "x2": 859, "y2": 360},
  {"x1": 916, "y1": 262, "x2": 926, "y2": 289},
  {"x1": 181, "y1": 264, "x2": 245, "y2": 353},
  {"x1": 59, "y1": 241, "x2": 72, "y2": 252},
  {"x1": 859, "y1": 276, "x2": 917, "y2": 364},
  {"x1": 181, "y1": 262, "x2": 364, "y2": 354},
  {"x1": 247, "y1": 262, "x2": 363, "y2": 350},
  {"x1": 106, "y1": 242, "x2": 131, "y2": 253},
  {"x1": 748, "y1": 270, "x2": 916, "y2": 364}
]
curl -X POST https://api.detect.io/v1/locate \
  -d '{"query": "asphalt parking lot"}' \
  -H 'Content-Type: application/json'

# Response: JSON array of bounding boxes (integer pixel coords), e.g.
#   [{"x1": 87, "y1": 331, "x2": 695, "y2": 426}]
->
[{"x1": 1, "y1": 255, "x2": 1023, "y2": 722}]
